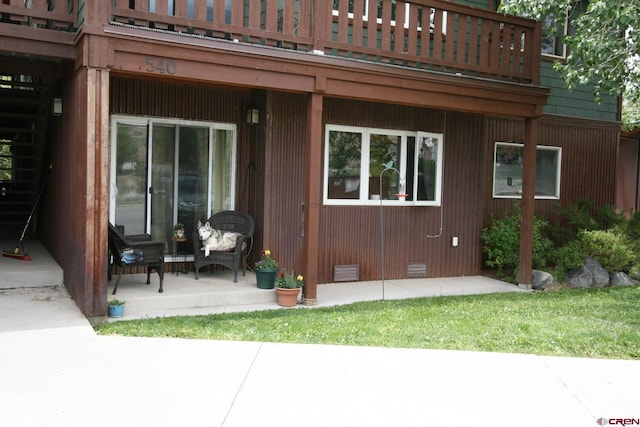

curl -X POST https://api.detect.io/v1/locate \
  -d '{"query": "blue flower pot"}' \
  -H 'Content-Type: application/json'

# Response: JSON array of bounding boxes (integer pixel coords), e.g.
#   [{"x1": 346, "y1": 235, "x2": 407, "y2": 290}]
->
[{"x1": 108, "y1": 303, "x2": 125, "y2": 318}]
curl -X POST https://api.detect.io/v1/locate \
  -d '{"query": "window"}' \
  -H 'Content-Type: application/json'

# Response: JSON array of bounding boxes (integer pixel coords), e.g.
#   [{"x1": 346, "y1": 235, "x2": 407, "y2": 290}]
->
[
  {"x1": 499, "y1": 1, "x2": 568, "y2": 57},
  {"x1": 493, "y1": 142, "x2": 561, "y2": 199},
  {"x1": 324, "y1": 125, "x2": 443, "y2": 205},
  {"x1": 541, "y1": 14, "x2": 567, "y2": 58}
]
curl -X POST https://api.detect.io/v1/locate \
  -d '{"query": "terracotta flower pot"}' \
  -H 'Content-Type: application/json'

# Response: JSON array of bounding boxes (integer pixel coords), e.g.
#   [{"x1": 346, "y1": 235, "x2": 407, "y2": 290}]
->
[{"x1": 275, "y1": 287, "x2": 300, "y2": 307}]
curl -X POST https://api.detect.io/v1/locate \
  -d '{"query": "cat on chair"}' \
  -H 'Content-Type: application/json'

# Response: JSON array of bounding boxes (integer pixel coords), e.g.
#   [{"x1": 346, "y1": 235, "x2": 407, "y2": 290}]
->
[{"x1": 196, "y1": 220, "x2": 241, "y2": 257}]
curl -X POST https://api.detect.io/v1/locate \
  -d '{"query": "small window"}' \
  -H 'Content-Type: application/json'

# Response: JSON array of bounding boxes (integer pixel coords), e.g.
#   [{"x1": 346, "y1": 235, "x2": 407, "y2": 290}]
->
[
  {"x1": 493, "y1": 142, "x2": 561, "y2": 199},
  {"x1": 324, "y1": 125, "x2": 443, "y2": 206},
  {"x1": 541, "y1": 14, "x2": 567, "y2": 58}
]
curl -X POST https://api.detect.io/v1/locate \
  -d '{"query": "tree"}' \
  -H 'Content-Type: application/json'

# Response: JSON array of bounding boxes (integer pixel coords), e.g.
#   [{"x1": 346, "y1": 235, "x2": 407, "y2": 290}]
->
[{"x1": 500, "y1": 0, "x2": 640, "y2": 104}]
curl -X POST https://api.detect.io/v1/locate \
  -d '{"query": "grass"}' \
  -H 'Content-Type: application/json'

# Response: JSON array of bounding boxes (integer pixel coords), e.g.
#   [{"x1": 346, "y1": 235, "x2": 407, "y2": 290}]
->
[{"x1": 95, "y1": 286, "x2": 640, "y2": 359}]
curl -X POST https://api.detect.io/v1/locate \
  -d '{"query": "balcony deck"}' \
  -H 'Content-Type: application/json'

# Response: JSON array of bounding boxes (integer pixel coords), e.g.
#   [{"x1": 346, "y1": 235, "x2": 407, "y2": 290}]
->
[{"x1": 0, "y1": 0, "x2": 541, "y2": 85}]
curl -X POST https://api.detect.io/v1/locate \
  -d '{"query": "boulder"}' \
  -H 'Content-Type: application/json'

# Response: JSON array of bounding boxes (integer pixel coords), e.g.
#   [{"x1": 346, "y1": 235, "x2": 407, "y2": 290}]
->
[
  {"x1": 532, "y1": 270, "x2": 562, "y2": 291},
  {"x1": 565, "y1": 257, "x2": 610, "y2": 288},
  {"x1": 610, "y1": 271, "x2": 638, "y2": 287}
]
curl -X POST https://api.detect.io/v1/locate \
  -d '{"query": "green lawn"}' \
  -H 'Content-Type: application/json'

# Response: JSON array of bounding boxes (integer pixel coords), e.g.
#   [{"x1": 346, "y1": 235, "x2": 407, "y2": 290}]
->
[{"x1": 95, "y1": 286, "x2": 640, "y2": 359}]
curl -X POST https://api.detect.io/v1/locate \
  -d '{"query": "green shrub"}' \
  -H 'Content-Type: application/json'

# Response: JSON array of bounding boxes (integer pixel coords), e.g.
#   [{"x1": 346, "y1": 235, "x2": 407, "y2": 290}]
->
[
  {"x1": 481, "y1": 204, "x2": 552, "y2": 278},
  {"x1": 579, "y1": 229, "x2": 635, "y2": 273},
  {"x1": 621, "y1": 210, "x2": 640, "y2": 245},
  {"x1": 548, "y1": 199, "x2": 624, "y2": 246},
  {"x1": 547, "y1": 239, "x2": 587, "y2": 281}
]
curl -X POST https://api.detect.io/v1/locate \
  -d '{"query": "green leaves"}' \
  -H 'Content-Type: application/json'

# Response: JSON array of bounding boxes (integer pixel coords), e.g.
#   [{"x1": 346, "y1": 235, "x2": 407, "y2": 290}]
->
[{"x1": 501, "y1": 0, "x2": 640, "y2": 104}]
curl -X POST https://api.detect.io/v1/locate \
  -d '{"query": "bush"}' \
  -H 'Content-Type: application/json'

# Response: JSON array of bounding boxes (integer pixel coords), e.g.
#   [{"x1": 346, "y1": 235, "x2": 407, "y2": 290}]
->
[
  {"x1": 548, "y1": 199, "x2": 624, "y2": 246},
  {"x1": 621, "y1": 210, "x2": 640, "y2": 245},
  {"x1": 481, "y1": 204, "x2": 552, "y2": 278},
  {"x1": 547, "y1": 239, "x2": 587, "y2": 281},
  {"x1": 579, "y1": 229, "x2": 635, "y2": 273}
]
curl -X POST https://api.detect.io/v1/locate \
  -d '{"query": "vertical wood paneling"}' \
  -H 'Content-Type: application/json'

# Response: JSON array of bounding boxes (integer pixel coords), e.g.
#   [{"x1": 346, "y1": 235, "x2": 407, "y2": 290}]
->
[
  {"x1": 315, "y1": 100, "x2": 485, "y2": 282},
  {"x1": 485, "y1": 116, "x2": 619, "y2": 227},
  {"x1": 110, "y1": 78, "x2": 248, "y2": 124},
  {"x1": 264, "y1": 92, "x2": 308, "y2": 273}
]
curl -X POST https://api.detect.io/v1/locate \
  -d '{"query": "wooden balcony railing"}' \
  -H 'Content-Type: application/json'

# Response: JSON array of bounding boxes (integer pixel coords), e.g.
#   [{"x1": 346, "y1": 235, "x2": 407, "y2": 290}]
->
[
  {"x1": 1, "y1": 0, "x2": 541, "y2": 85},
  {"x1": 0, "y1": 0, "x2": 78, "y2": 31}
]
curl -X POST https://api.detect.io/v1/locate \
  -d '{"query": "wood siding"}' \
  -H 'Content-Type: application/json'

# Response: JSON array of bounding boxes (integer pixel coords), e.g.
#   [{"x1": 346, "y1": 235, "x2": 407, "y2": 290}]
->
[
  {"x1": 315, "y1": 99, "x2": 486, "y2": 282},
  {"x1": 485, "y1": 116, "x2": 619, "y2": 225},
  {"x1": 259, "y1": 92, "x2": 308, "y2": 274},
  {"x1": 617, "y1": 136, "x2": 640, "y2": 214}
]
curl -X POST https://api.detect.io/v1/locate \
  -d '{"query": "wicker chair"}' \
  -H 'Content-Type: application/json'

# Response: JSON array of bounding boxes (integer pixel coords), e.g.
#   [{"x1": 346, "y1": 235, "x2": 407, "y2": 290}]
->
[
  {"x1": 193, "y1": 211, "x2": 254, "y2": 282},
  {"x1": 108, "y1": 223, "x2": 166, "y2": 295}
]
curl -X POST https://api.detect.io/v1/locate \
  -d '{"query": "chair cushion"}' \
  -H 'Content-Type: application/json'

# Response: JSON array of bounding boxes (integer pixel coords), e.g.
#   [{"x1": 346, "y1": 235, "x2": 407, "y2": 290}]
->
[{"x1": 122, "y1": 248, "x2": 144, "y2": 264}]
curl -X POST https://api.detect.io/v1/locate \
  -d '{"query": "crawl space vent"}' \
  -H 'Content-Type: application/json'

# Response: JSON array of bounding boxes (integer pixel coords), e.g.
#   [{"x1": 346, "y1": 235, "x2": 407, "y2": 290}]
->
[
  {"x1": 407, "y1": 262, "x2": 428, "y2": 278},
  {"x1": 333, "y1": 264, "x2": 359, "y2": 282}
]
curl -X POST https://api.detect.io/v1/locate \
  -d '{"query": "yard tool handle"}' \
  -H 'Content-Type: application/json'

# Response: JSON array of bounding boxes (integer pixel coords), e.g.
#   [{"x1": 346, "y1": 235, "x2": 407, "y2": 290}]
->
[{"x1": 17, "y1": 164, "x2": 53, "y2": 242}]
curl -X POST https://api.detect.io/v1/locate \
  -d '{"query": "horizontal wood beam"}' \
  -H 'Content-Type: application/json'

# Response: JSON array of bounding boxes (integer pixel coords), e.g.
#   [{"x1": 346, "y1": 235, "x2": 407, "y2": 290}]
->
[
  {"x1": 104, "y1": 26, "x2": 549, "y2": 118},
  {"x1": 0, "y1": 25, "x2": 75, "y2": 60}
]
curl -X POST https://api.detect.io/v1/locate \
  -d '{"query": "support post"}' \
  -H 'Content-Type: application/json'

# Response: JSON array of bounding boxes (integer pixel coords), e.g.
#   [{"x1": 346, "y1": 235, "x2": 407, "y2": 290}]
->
[
  {"x1": 302, "y1": 93, "x2": 323, "y2": 305},
  {"x1": 518, "y1": 117, "x2": 538, "y2": 289}
]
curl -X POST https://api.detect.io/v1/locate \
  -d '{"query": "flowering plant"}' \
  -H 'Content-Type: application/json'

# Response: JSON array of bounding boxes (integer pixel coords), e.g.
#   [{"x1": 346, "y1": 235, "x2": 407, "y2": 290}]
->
[
  {"x1": 255, "y1": 249, "x2": 279, "y2": 270},
  {"x1": 275, "y1": 271, "x2": 304, "y2": 289}
]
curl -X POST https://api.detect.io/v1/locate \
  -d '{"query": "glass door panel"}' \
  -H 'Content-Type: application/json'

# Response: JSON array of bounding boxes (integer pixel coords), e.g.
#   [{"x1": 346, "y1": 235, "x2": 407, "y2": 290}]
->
[
  {"x1": 178, "y1": 126, "x2": 209, "y2": 242},
  {"x1": 150, "y1": 124, "x2": 176, "y2": 248},
  {"x1": 113, "y1": 123, "x2": 148, "y2": 235},
  {"x1": 212, "y1": 129, "x2": 234, "y2": 211}
]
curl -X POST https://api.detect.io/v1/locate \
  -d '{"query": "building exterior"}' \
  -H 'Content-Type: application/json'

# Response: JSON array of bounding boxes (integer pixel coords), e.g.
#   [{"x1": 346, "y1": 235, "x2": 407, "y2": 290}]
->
[{"x1": 0, "y1": 1, "x2": 619, "y2": 316}]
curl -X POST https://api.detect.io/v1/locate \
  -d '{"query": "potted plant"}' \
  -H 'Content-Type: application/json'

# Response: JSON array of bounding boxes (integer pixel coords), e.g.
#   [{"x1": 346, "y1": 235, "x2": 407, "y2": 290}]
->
[
  {"x1": 173, "y1": 223, "x2": 185, "y2": 239},
  {"x1": 274, "y1": 271, "x2": 303, "y2": 307},
  {"x1": 254, "y1": 249, "x2": 279, "y2": 289},
  {"x1": 107, "y1": 299, "x2": 126, "y2": 318}
]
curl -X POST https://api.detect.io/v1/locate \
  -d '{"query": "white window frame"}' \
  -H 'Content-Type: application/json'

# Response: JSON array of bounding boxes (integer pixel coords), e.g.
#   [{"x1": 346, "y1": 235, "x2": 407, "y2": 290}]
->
[
  {"x1": 492, "y1": 142, "x2": 561, "y2": 200},
  {"x1": 541, "y1": 13, "x2": 568, "y2": 58},
  {"x1": 109, "y1": 115, "x2": 238, "y2": 228},
  {"x1": 323, "y1": 124, "x2": 443, "y2": 206}
]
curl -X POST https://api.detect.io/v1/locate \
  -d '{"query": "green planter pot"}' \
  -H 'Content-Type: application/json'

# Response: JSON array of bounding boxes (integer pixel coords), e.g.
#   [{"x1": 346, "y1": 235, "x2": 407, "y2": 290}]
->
[{"x1": 255, "y1": 268, "x2": 278, "y2": 289}]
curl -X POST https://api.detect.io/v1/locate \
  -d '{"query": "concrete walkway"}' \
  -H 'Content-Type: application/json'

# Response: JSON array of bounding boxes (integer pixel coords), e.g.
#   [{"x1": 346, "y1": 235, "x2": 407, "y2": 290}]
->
[{"x1": 1, "y1": 284, "x2": 639, "y2": 426}]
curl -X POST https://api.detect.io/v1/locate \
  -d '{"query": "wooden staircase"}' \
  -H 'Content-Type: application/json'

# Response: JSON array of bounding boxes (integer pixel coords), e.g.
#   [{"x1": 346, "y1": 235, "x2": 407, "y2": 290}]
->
[{"x1": 0, "y1": 73, "x2": 50, "y2": 240}]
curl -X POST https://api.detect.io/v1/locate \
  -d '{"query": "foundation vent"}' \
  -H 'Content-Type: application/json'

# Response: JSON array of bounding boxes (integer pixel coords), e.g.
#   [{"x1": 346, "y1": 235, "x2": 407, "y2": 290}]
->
[
  {"x1": 407, "y1": 262, "x2": 428, "y2": 278},
  {"x1": 333, "y1": 264, "x2": 359, "y2": 282}
]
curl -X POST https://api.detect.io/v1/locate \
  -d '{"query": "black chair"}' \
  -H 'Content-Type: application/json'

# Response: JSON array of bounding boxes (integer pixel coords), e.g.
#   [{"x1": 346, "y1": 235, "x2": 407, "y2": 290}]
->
[
  {"x1": 108, "y1": 223, "x2": 166, "y2": 295},
  {"x1": 192, "y1": 211, "x2": 254, "y2": 282}
]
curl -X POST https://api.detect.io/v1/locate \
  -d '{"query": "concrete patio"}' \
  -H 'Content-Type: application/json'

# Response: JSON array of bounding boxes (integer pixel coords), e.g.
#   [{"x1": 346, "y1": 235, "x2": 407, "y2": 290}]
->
[
  {"x1": 1, "y1": 239, "x2": 526, "y2": 321},
  {"x1": 106, "y1": 270, "x2": 526, "y2": 320}
]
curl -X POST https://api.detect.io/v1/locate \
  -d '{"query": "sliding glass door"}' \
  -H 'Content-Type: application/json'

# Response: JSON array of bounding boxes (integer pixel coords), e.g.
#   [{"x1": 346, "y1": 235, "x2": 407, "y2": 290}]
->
[{"x1": 110, "y1": 116, "x2": 237, "y2": 258}]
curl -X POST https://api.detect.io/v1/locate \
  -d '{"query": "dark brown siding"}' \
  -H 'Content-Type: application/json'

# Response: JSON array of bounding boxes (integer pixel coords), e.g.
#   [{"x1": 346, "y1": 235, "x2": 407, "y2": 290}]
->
[
  {"x1": 485, "y1": 116, "x2": 619, "y2": 225},
  {"x1": 110, "y1": 78, "x2": 249, "y2": 123},
  {"x1": 313, "y1": 100, "x2": 486, "y2": 282},
  {"x1": 617, "y1": 137, "x2": 640, "y2": 213},
  {"x1": 258, "y1": 91, "x2": 308, "y2": 273}
]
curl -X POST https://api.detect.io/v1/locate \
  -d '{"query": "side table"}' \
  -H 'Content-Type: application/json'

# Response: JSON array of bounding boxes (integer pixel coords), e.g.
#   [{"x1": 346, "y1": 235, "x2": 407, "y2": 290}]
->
[{"x1": 172, "y1": 236, "x2": 188, "y2": 275}]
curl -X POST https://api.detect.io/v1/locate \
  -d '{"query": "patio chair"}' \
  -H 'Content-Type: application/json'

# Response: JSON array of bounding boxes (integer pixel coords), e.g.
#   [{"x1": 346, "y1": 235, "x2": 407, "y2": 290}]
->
[
  {"x1": 193, "y1": 211, "x2": 254, "y2": 282},
  {"x1": 108, "y1": 223, "x2": 166, "y2": 295}
]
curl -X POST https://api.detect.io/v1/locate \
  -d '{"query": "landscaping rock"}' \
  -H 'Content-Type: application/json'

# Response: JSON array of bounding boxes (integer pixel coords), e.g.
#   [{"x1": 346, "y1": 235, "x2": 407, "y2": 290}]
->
[
  {"x1": 610, "y1": 272, "x2": 638, "y2": 287},
  {"x1": 565, "y1": 257, "x2": 610, "y2": 288},
  {"x1": 532, "y1": 270, "x2": 561, "y2": 291}
]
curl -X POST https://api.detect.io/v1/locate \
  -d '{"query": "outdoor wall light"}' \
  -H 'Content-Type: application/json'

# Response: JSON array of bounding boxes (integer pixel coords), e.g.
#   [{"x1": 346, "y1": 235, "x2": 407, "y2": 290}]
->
[
  {"x1": 52, "y1": 97, "x2": 63, "y2": 116},
  {"x1": 247, "y1": 109, "x2": 259, "y2": 125}
]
